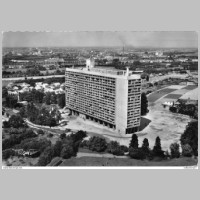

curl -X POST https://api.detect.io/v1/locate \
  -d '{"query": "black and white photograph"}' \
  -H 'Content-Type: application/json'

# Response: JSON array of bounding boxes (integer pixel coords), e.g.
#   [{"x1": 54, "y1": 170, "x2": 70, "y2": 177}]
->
[{"x1": 1, "y1": 31, "x2": 198, "y2": 168}]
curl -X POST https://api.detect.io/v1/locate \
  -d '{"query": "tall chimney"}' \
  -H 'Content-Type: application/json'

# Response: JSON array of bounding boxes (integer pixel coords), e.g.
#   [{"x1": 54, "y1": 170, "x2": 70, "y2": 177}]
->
[{"x1": 126, "y1": 67, "x2": 130, "y2": 76}]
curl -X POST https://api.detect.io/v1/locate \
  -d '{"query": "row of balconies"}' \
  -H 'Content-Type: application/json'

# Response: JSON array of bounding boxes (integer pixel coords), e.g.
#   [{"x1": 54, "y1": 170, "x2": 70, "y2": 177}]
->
[
  {"x1": 66, "y1": 81, "x2": 115, "y2": 89},
  {"x1": 66, "y1": 98, "x2": 115, "y2": 111},
  {"x1": 66, "y1": 93, "x2": 115, "y2": 105},
  {"x1": 68, "y1": 105, "x2": 115, "y2": 123}
]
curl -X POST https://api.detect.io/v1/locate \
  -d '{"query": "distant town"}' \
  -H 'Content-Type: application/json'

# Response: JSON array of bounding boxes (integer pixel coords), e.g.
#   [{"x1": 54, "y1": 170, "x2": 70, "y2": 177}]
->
[{"x1": 2, "y1": 45, "x2": 198, "y2": 167}]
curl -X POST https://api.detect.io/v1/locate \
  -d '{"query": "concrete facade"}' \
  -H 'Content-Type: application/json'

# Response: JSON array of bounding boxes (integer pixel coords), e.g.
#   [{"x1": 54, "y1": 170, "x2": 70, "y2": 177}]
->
[{"x1": 65, "y1": 63, "x2": 141, "y2": 135}]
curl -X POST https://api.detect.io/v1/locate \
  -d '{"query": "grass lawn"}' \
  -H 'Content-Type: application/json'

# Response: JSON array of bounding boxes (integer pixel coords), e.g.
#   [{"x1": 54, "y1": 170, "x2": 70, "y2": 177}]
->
[
  {"x1": 148, "y1": 88, "x2": 177, "y2": 102},
  {"x1": 164, "y1": 94, "x2": 183, "y2": 99},
  {"x1": 60, "y1": 156, "x2": 198, "y2": 167},
  {"x1": 183, "y1": 85, "x2": 198, "y2": 90}
]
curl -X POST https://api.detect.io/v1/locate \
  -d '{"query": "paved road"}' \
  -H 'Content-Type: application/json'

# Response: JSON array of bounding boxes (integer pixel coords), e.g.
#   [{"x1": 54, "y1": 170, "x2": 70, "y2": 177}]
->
[{"x1": 2, "y1": 74, "x2": 65, "y2": 81}]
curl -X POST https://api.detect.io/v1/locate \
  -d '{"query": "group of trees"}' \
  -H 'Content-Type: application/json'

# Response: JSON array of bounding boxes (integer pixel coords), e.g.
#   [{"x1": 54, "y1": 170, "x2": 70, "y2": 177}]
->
[
  {"x1": 128, "y1": 134, "x2": 165, "y2": 160},
  {"x1": 3, "y1": 115, "x2": 27, "y2": 129},
  {"x1": 19, "y1": 102, "x2": 61, "y2": 127},
  {"x1": 80, "y1": 136, "x2": 128, "y2": 156},
  {"x1": 2, "y1": 128, "x2": 37, "y2": 151},
  {"x1": 2, "y1": 86, "x2": 20, "y2": 109},
  {"x1": 19, "y1": 89, "x2": 44, "y2": 103},
  {"x1": 169, "y1": 102, "x2": 198, "y2": 119},
  {"x1": 38, "y1": 130, "x2": 87, "y2": 166},
  {"x1": 19, "y1": 90, "x2": 66, "y2": 108},
  {"x1": 180, "y1": 120, "x2": 198, "y2": 156},
  {"x1": 15, "y1": 77, "x2": 65, "y2": 86}
]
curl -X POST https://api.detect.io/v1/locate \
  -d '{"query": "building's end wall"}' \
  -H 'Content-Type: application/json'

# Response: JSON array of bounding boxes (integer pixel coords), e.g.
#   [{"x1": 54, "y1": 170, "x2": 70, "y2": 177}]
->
[{"x1": 115, "y1": 78, "x2": 128, "y2": 135}]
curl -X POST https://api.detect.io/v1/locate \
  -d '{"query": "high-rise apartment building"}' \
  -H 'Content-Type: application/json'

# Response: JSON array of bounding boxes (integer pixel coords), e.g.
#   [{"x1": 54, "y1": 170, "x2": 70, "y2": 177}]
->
[{"x1": 65, "y1": 59, "x2": 141, "y2": 135}]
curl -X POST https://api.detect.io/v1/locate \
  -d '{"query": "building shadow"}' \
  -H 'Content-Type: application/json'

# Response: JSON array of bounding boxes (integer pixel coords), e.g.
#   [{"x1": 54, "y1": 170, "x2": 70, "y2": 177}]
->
[{"x1": 138, "y1": 117, "x2": 151, "y2": 131}]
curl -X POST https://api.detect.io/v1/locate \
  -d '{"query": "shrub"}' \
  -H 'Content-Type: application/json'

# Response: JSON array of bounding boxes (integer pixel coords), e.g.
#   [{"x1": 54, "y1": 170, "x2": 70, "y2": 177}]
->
[
  {"x1": 120, "y1": 145, "x2": 129, "y2": 153},
  {"x1": 129, "y1": 148, "x2": 146, "y2": 160},
  {"x1": 107, "y1": 141, "x2": 124, "y2": 156},
  {"x1": 80, "y1": 140, "x2": 89, "y2": 148},
  {"x1": 182, "y1": 144, "x2": 193, "y2": 157},
  {"x1": 60, "y1": 133, "x2": 66, "y2": 140},
  {"x1": 88, "y1": 136, "x2": 107, "y2": 152},
  {"x1": 169, "y1": 106, "x2": 177, "y2": 113},
  {"x1": 170, "y1": 143, "x2": 180, "y2": 158}
]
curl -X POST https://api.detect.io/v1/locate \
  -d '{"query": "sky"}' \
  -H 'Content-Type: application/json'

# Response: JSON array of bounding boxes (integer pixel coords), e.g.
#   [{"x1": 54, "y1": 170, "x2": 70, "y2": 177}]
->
[{"x1": 2, "y1": 31, "x2": 198, "y2": 48}]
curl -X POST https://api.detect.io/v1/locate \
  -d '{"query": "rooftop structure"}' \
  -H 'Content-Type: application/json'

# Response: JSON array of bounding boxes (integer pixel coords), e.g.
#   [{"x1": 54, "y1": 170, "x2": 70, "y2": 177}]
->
[{"x1": 65, "y1": 59, "x2": 141, "y2": 135}]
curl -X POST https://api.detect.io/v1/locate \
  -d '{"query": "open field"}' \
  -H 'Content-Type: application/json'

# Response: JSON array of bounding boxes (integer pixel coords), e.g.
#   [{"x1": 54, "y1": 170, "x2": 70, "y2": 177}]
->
[
  {"x1": 147, "y1": 88, "x2": 177, "y2": 102},
  {"x1": 147, "y1": 84, "x2": 198, "y2": 103},
  {"x1": 60, "y1": 156, "x2": 197, "y2": 167}
]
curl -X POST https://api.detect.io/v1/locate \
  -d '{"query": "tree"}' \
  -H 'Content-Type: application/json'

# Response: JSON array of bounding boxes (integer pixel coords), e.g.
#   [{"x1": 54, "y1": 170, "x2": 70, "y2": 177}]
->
[
  {"x1": 141, "y1": 138, "x2": 150, "y2": 155},
  {"x1": 182, "y1": 144, "x2": 193, "y2": 157},
  {"x1": 141, "y1": 93, "x2": 148, "y2": 116},
  {"x1": 19, "y1": 106, "x2": 27, "y2": 118},
  {"x1": 8, "y1": 115, "x2": 26, "y2": 128},
  {"x1": 88, "y1": 136, "x2": 107, "y2": 152},
  {"x1": 60, "y1": 133, "x2": 66, "y2": 140},
  {"x1": 44, "y1": 92, "x2": 51, "y2": 105},
  {"x1": 129, "y1": 134, "x2": 139, "y2": 149},
  {"x1": 53, "y1": 140, "x2": 63, "y2": 157},
  {"x1": 180, "y1": 121, "x2": 198, "y2": 156},
  {"x1": 170, "y1": 143, "x2": 180, "y2": 158},
  {"x1": 6, "y1": 96, "x2": 18, "y2": 108},
  {"x1": 57, "y1": 93, "x2": 66, "y2": 108},
  {"x1": 60, "y1": 143, "x2": 75, "y2": 159},
  {"x1": 153, "y1": 137, "x2": 165, "y2": 157},
  {"x1": 51, "y1": 93, "x2": 57, "y2": 104},
  {"x1": 49, "y1": 118, "x2": 57, "y2": 128},
  {"x1": 2, "y1": 86, "x2": 8, "y2": 98},
  {"x1": 27, "y1": 102, "x2": 39, "y2": 122},
  {"x1": 38, "y1": 146, "x2": 55, "y2": 166}
]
